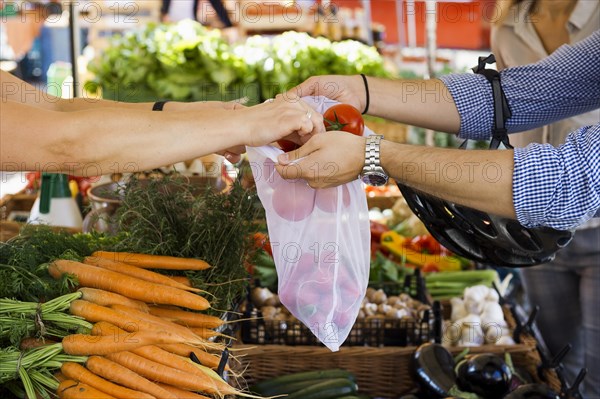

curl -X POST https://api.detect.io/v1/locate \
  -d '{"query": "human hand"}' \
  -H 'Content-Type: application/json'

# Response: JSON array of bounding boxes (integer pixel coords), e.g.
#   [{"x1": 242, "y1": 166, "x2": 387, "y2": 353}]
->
[
  {"x1": 285, "y1": 75, "x2": 367, "y2": 114},
  {"x1": 241, "y1": 93, "x2": 325, "y2": 147},
  {"x1": 275, "y1": 131, "x2": 365, "y2": 188}
]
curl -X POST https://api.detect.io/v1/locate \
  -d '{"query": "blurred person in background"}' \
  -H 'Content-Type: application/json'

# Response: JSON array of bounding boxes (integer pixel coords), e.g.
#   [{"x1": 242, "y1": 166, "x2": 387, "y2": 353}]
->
[
  {"x1": 492, "y1": 0, "x2": 599, "y2": 395},
  {"x1": 160, "y1": 0, "x2": 232, "y2": 28}
]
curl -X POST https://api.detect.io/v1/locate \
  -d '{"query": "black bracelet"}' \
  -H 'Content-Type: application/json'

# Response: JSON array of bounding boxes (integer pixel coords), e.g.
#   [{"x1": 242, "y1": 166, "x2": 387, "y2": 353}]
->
[
  {"x1": 152, "y1": 100, "x2": 170, "y2": 111},
  {"x1": 360, "y1": 74, "x2": 370, "y2": 115}
]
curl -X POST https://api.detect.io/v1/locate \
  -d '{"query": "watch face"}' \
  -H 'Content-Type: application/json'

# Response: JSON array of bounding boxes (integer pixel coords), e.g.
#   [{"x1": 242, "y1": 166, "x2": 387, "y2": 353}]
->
[{"x1": 362, "y1": 172, "x2": 388, "y2": 187}]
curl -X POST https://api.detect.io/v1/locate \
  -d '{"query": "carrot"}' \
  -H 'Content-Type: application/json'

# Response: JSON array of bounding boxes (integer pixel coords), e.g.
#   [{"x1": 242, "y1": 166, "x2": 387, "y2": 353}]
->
[
  {"x1": 109, "y1": 305, "x2": 225, "y2": 350},
  {"x1": 106, "y1": 352, "x2": 231, "y2": 396},
  {"x1": 61, "y1": 332, "x2": 186, "y2": 355},
  {"x1": 78, "y1": 288, "x2": 149, "y2": 313},
  {"x1": 147, "y1": 306, "x2": 224, "y2": 329},
  {"x1": 57, "y1": 380, "x2": 117, "y2": 399},
  {"x1": 83, "y1": 256, "x2": 203, "y2": 293},
  {"x1": 156, "y1": 383, "x2": 212, "y2": 399},
  {"x1": 86, "y1": 356, "x2": 177, "y2": 399},
  {"x1": 92, "y1": 251, "x2": 211, "y2": 270},
  {"x1": 157, "y1": 343, "x2": 224, "y2": 370},
  {"x1": 129, "y1": 345, "x2": 225, "y2": 385},
  {"x1": 90, "y1": 317, "x2": 224, "y2": 356},
  {"x1": 91, "y1": 320, "x2": 226, "y2": 371},
  {"x1": 49, "y1": 260, "x2": 210, "y2": 310},
  {"x1": 189, "y1": 327, "x2": 225, "y2": 340},
  {"x1": 61, "y1": 362, "x2": 156, "y2": 399},
  {"x1": 71, "y1": 300, "x2": 175, "y2": 337},
  {"x1": 54, "y1": 372, "x2": 67, "y2": 382},
  {"x1": 110, "y1": 305, "x2": 201, "y2": 339},
  {"x1": 167, "y1": 275, "x2": 193, "y2": 287}
]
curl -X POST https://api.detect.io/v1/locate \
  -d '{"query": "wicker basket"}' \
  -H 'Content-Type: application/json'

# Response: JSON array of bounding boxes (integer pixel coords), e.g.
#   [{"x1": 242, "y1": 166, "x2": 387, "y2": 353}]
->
[
  {"x1": 234, "y1": 341, "x2": 549, "y2": 398},
  {"x1": 234, "y1": 302, "x2": 562, "y2": 397}
]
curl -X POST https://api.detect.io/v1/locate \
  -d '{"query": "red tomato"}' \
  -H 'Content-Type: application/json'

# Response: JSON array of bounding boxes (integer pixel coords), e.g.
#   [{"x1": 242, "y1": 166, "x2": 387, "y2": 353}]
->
[
  {"x1": 323, "y1": 104, "x2": 365, "y2": 136},
  {"x1": 277, "y1": 139, "x2": 300, "y2": 152},
  {"x1": 315, "y1": 186, "x2": 351, "y2": 213},
  {"x1": 271, "y1": 181, "x2": 316, "y2": 222},
  {"x1": 411, "y1": 235, "x2": 443, "y2": 254},
  {"x1": 422, "y1": 262, "x2": 440, "y2": 273}
]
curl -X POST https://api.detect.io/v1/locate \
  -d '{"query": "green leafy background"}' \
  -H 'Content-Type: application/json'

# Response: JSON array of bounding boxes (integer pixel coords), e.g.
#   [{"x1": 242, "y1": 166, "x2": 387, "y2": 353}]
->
[{"x1": 87, "y1": 21, "x2": 390, "y2": 103}]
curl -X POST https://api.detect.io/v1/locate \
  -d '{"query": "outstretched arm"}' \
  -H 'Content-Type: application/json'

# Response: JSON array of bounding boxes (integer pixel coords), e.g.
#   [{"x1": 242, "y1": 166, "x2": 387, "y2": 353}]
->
[{"x1": 1, "y1": 72, "x2": 324, "y2": 174}]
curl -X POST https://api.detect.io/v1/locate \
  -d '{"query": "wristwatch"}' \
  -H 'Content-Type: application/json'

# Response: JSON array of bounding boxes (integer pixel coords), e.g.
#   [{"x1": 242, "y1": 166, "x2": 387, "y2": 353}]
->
[{"x1": 360, "y1": 135, "x2": 389, "y2": 186}]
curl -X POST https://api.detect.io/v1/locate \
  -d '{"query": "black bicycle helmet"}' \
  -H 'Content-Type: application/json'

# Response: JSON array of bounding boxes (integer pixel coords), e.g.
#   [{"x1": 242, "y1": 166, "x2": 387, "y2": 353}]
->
[{"x1": 396, "y1": 55, "x2": 574, "y2": 267}]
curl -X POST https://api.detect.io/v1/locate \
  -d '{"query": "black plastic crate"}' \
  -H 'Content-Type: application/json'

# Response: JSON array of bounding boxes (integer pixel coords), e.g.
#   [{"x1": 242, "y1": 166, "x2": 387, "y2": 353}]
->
[{"x1": 241, "y1": 307, "x2": 435, "y2": 347}]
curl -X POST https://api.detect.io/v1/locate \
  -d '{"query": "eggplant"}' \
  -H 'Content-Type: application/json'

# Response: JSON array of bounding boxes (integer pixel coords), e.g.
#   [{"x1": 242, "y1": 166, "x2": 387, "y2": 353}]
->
[
  {"x1": 508, "y1": 366, "x2": 534, "y2": 391},
  {"x1": 456, "y1": 353, "x2": 512, "y2": 398},
  {"x1": 413, "y1": 343, "x2": 456, "y2": 397},
  {"x1": 503, "y1": 383, "x2": 560, "y2": 399}
]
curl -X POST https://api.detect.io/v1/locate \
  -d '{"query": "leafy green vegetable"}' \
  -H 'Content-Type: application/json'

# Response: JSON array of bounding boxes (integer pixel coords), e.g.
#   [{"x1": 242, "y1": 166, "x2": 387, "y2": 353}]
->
[
  {"x1": 241, "y1": 31, "x2": 390, "y2": 100},
  {"x1": 251, "y1": 250, "x2": 277, "y2": 292},
  {"x1": 88, "y1": 22, "x2": 390, "y2": 103}
]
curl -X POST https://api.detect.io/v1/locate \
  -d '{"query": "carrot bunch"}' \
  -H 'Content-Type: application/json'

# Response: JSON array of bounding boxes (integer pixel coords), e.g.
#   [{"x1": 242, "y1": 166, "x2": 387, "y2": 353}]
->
[{"x1": 42, "y1": 252, "x2": 257, "y2": 399}]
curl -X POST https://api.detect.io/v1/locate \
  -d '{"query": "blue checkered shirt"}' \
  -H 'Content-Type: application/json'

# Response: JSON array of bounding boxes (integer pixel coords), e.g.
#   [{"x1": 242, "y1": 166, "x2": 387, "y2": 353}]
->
[{"x1": 439, "y1": 31, "x2": 600, "y2": 230}]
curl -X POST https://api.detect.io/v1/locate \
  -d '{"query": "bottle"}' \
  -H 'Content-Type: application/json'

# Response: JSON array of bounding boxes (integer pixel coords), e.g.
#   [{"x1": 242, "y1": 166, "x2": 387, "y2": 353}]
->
[{"x1": 29, "y1": 173, "x2": 83, "y2": 229}]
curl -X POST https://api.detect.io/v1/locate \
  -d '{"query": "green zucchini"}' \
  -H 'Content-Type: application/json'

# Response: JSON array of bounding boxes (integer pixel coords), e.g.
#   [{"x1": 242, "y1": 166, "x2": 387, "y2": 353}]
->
[
  {"x1": 285, "y1": 378, "x2": 358, "y2": 399},
  {"x1": 256, "y1": 378, "x2": 328, "y2": 396},
  {"x1": 251, "y1": 369, "x2": 355, "y2": 393}
]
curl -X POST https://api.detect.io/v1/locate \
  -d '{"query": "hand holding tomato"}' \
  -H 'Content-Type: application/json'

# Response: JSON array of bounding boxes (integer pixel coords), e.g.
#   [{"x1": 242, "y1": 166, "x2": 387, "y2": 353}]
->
[{"x1": 323, "y1": 104, "x2": 365, "y2": 136}]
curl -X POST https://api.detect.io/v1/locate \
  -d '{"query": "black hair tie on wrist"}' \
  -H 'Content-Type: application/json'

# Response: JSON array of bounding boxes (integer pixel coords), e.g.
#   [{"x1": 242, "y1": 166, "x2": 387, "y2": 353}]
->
[
  {"x1": 360, "y1": 74, "x2": 370, "y2": 115},
  {"x1": 152, "y1": 100, "x2": 170, "y2": 111}
]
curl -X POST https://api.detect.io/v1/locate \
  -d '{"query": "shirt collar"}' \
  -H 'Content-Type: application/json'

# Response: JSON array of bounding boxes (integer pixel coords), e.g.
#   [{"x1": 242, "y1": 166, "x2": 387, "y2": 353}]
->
[{"x1": 569, "y1": 0, "x2": 598, "y2": 30}]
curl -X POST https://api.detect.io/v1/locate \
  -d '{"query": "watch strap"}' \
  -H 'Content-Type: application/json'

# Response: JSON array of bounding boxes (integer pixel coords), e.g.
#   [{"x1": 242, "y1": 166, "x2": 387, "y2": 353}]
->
[{"x1": 364, "y1": 135, "x2": 383, "y2": 171}]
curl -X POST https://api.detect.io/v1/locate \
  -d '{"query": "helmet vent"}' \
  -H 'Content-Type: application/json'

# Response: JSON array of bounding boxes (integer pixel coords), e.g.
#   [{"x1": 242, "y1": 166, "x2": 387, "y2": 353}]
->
[
  {"x1": 506, "y1": 221, "x2": 542, "y2": 251},
  {"x1": 452, "y1": 206, "x2": 498, "y2": 238}
]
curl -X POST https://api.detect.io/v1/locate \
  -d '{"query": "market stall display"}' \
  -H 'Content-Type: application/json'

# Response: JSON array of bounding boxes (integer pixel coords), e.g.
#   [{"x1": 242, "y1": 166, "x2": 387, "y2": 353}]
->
[
  {"x1": 0, "y1": 174, "x2": 261, "y2": 398},
  {"x1": 86, "y1": 21, "x2": 390, "y2": 104}
]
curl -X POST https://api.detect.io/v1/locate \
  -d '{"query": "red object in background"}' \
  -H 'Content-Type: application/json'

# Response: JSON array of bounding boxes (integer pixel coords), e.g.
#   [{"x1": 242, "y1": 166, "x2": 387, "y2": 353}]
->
[
  {"x1": 331, "y1": 0, "x2": 493, "y2": 50},
  {"x1": 252, "y1": 232, "x2": 273, "y2": 257},
  {"x1": 24, "y1": 173, "x2": 98, "y2": 197},
  {"x1": 370, "y1": 220, "x2": 390, "y2": 242},
  {"x1": 422, "y1": 262, "x2": 440, "y2": 273},
  {"x1": 276, "y1": 139, "x2": 300, "y2": 152}
]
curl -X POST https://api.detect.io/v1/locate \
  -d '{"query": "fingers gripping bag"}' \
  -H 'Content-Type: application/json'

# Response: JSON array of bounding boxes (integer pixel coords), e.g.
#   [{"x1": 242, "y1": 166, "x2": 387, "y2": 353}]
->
[{"x1": 246, "y1": 96, "x2": 372, "y2": 351}]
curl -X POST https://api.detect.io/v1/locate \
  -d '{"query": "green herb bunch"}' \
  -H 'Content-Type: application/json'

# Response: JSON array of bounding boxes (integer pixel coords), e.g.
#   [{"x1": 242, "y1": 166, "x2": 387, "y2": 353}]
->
[
  {"x1": 0, "y1": 226, "x2": 121, "y2": 301},
  {"x1": 114, "y1": 175, "x2": 260, "y2": 314}
]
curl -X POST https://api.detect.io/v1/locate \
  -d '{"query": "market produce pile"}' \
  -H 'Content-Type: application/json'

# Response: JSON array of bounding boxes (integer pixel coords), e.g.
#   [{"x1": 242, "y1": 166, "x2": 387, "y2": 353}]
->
[
  {"x1": 0, "y1": 176, "x2": 260, "y2": 398},
  {"x1": 87, "y1": 21, "x2": 390, "y2": 103}
]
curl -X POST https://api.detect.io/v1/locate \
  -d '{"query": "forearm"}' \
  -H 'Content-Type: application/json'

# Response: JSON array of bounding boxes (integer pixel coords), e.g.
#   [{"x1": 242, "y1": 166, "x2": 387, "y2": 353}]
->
[
  {"x1": 367, "y1": 77, "x2": 461, "y2": 134},
  {"x1": 0, "y1": 101, "x2": 245, "y2": 175},
  {"x1": 1, "y1": 71, "x2": 232, "y2": 112},
  {"x1": 380, "y1": 140, "x2": 516, "y2": 218}
]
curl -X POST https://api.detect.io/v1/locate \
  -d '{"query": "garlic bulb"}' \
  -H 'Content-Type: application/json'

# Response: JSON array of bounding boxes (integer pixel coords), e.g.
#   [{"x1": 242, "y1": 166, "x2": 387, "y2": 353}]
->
[{"x1": 450, "y1": 297, "x2": 468, "y2": 322}]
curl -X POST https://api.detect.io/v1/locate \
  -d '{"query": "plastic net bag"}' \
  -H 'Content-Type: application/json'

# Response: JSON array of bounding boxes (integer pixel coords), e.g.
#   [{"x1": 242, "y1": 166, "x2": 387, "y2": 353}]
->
[{"x1": 246, "y1": 96, "x2": 371, "y2": 351}]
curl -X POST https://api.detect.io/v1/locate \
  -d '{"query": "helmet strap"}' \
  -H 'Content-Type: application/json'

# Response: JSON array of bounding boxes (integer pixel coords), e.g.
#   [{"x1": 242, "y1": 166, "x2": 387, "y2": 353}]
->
[{"x1": 460, "y1": 54, "x2": 513, "y2": 150}]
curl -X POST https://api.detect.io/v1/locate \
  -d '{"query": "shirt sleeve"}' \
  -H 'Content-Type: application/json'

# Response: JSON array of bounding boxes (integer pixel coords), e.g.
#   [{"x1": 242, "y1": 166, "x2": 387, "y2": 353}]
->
[
  {"x1": 512, "y1": 125, "x2": 600, "y2": 230},
  {"x1": 439, "y1": 30, "x2": 600, "y2": 140}
]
